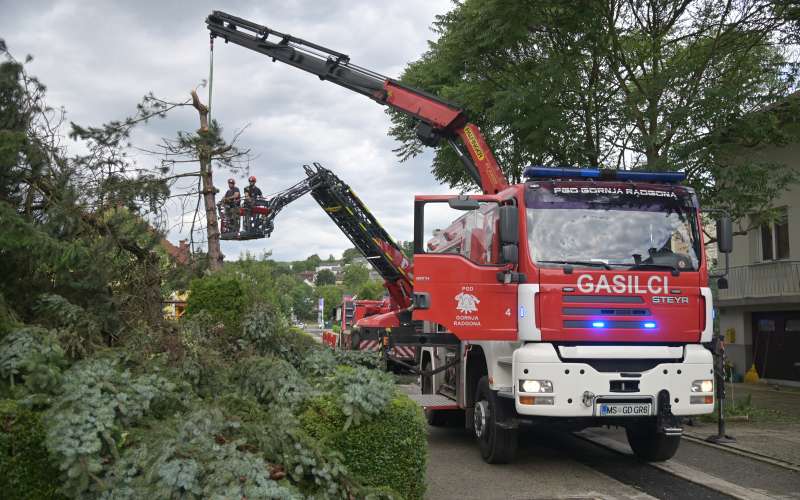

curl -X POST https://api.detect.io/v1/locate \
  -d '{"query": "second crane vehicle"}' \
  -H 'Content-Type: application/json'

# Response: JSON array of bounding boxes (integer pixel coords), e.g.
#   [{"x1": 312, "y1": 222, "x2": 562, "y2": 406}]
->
[{"x1": 207, "y1": 11, "x2": 734, "y2": 464}]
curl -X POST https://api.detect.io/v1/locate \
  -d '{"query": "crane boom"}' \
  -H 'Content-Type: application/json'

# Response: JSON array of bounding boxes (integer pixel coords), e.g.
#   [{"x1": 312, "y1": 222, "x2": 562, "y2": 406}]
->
[
  {"x1": 220, "y1": 163, "x2": 413, "y2": 308},
  {"x1": 206, "y1": 11, "x2": 508, "y2": 194}
]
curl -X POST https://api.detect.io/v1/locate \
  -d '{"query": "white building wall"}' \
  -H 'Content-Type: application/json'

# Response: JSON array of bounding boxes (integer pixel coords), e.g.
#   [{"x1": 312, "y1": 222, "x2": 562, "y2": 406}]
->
[{"x1": 717, "y1": 140, "x2": 800, "y2": 382}]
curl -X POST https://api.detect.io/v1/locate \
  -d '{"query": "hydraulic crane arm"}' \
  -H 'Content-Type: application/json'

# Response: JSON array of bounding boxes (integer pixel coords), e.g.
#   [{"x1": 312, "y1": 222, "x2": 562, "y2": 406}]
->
[
  {"x1": 226, "y1": 163, "x2": 414, "y2": 308},
  {"x1": 206, "y1": 11, "x2": 509, "y2": 194}
]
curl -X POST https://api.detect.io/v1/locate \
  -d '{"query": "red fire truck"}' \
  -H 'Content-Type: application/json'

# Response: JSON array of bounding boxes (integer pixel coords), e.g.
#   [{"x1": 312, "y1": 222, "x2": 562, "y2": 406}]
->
[
  {"x1": 207, "y1": 12, "x2": 733, "y2": 463},
  {"x1": 333, "y1": 296, "x2": 417, "y2": 366}
]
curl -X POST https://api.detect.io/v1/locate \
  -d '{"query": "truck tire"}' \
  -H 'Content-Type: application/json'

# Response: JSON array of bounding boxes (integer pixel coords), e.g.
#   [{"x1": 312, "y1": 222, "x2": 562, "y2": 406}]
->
[
  {"x1": 422, "y1": 357, "x2": 448, "y2": 427},
  {"x1": 474, "y1": 376, "x2": 517, "y2": 463},
  {"x1": 626, "y1": 421, "x2": 680, "y2": 462}
]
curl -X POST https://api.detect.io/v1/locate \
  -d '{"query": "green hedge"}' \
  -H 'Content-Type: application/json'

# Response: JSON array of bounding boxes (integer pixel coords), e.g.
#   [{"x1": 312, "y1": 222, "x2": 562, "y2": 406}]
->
[
  {"x1": 0, "y1": 400, "x2": 64, "y2": 499},
  {"x1": 185, "y1": 275, "x2": 245, "y2": 332},
  {"x1": 300, "y1": 394, "x2": 427, "y2": 500}
]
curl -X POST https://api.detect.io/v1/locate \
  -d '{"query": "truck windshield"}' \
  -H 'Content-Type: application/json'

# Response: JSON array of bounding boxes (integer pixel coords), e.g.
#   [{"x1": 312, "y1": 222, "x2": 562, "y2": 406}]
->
[{"x1": 525, "y1": 184, "x2": 701, "y2": 271}]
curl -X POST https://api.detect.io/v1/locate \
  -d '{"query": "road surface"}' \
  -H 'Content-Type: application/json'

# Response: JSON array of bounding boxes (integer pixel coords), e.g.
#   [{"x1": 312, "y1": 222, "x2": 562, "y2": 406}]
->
[{"x1": 425, "y1": 423, "x2": 799, "y2": 499}]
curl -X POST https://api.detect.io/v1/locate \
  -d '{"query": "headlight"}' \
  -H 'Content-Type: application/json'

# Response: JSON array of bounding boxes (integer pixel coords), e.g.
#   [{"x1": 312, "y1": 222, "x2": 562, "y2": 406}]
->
[
  {"x1": 691, "y1": 380, "x2": 713, "y2": 393},
  {"x1": 520, "y1": 379, "x2": 553, "y2": 393}
]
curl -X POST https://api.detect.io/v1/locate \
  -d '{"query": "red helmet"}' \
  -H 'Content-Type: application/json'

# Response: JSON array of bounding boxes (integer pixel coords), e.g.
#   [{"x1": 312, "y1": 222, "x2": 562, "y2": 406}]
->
[{"x1": 248, "y1": 176, "x2": 257, "y2": 183}]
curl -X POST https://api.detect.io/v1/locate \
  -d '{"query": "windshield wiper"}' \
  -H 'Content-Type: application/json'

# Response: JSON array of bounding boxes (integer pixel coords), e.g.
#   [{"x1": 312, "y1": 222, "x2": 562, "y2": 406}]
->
[{"x1": 538, "y1": 260, "x2": 612, "y2": 270}]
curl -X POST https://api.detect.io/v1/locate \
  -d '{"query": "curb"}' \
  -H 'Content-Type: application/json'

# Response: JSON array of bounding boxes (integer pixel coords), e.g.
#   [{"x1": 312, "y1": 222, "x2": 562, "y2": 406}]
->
[
  {"x1": 576, "y1": 431, "x2": 775, "y2": 500},
  {"x1": 681, "y1": 433, "x2": 800, "y2": 473}
]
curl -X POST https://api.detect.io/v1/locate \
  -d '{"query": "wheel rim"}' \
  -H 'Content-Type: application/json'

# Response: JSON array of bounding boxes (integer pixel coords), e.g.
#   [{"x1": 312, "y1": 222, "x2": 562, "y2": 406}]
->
[{"x1": 474, "y1": 400, "x2": 490, "y2": 438}]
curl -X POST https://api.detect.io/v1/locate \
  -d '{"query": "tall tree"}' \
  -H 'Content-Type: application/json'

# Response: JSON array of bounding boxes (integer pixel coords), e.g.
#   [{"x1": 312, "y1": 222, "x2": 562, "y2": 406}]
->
[
  {"x1": 342, "y1": 264, "x2": 370, "y2": 290},
  {"x1": 190, "y1": 90, "x2": 223, "y2": 270},
  {"x1": 0, "y1": 47, "x2": 169, "y2": 338},
  {"x1": 315, "y1": 269, "x2": 337, "y2": 286},
  {"x1": 391, "y1": 0, "x2": 799, "y2": 222}
]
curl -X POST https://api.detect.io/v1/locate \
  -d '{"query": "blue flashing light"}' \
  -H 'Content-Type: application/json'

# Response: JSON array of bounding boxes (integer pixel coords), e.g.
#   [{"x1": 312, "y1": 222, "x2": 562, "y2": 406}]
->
[
  {"x1": 524, "y1": 166, "x2": 685, "y2": 184},
  {"x1": 591, "y1": 321, "x2": 606, "y2": 328},
  {"x1": 525, "y1": 166, "x2": 600, "y2": 179},
  {"x1": 643, "y1": 321, "x2": 657, "y2": 329}
]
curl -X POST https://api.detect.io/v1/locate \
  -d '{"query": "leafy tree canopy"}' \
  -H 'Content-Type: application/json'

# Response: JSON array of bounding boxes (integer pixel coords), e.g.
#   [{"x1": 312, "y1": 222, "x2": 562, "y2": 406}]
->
[
  {"x1": 391, "y1": 0, "x2": 800, "y2": 222},
  {"x1": 341, "y1": 247, "x2": 361, "y2": 264},
  {"x1": 342, "y1": 263, "x2": 370, "y2": 290},
  {"x1": 315, "y1": 269, "x2": 337, "y2": 287}
]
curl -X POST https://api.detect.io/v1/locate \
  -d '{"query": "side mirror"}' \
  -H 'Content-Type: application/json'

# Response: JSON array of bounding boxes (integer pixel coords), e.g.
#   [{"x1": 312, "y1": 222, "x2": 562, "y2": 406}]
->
[
  {"x1": 717, "y1": 277, "x2": 729, "y2": 290},
  {"x1": 716, "y1": 216, "x2": 733, "y2": 254},
  {"x1": 502, "y1": 244, "x2": 518, "y2": 264},
  {"x1": 448, "y1": 197, "x2": 480, "y2": 211},
  {"x1": 498, "y1": 205, "x2": 519, "y2": 244}
]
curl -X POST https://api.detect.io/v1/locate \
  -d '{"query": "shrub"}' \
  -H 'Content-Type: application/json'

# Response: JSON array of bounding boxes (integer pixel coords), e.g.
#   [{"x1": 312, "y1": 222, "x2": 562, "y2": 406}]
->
[
  {"x1": 0, "y1": 325, "x2": 66, "y2": 394},
  {"x1": 299, "y1": 348, "x2": 338, "y2": 377},
  {"x1": 45, "y1": 358, "x2": 176, "y2": 497},
  {"x1": 186, "y1": 275, "x2": 245, "y2": 333},
  {"x1": 215, "y1": 395, "x2": 357, "y2": 499},
  {"x1": 233, "y1": 355, "x2": 312, "y2": 410},
  {"x1": 34, "y1": 293, "x2": 102, "y2": 359},
  {"x1": 328, "y1": 366, "x2": 395, "y2": 429},
  {"x1": 0, "y1": 400, "x2": 64, "y2": 499},
  {"x1": 335, "y1": 349, "x2": 384, "y2": 370},
  {"x1": 300, "y1": 394, "x2": 427, "y2": 500},
  {"x1": 241, "y1": 307, "x2": 316, "y2": 366},
  {"x1": 101, "y1": 408, "x2": 300, "y2": 499}
]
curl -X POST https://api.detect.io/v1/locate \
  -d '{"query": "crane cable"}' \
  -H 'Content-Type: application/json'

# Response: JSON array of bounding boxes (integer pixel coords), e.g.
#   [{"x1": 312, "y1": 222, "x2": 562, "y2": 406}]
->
[{"x1": 208, "y1": 35, "x2": 214, "y2": 122}]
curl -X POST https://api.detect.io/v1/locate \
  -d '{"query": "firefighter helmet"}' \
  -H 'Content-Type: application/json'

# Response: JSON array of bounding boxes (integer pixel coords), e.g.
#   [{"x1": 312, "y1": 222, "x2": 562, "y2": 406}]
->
[
  {"x1": 227, "y1": 178, "x2": 235, "y2": 184},
  {"x1": 248, "y1": 176, "x2": 257, "y2": 183}
]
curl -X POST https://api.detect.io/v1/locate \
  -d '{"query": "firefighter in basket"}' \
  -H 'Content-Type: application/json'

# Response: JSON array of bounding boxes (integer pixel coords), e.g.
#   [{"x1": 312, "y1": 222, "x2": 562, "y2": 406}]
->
[
  {"x1": 243, "y1": 175, "x2": 264, "y2": 232},
  {"x1": 220, "y1": 178, "x2": 241, "y2": 233}
]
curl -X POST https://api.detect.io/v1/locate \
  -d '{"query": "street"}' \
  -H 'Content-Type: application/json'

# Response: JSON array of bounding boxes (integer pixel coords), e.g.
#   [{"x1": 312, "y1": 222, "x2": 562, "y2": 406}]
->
[
  {"x1": 304, "y1": 326, "x2": 324, "y2": 339},
  {"x1": 425, "y1": 424, "x2": 799, "y2": 499}
]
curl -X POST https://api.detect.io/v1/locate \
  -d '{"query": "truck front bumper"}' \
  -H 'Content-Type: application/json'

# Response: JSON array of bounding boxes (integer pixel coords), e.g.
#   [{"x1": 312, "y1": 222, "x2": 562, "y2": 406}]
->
[{"x1": 512, "y1": 343, "x2": 714, "y2": 417}]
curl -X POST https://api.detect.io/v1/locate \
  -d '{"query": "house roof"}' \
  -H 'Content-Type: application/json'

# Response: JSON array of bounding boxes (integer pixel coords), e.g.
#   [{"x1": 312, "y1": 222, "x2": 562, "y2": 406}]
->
[{"x1": 161, "y1": 238, "x2": 190, "y2": 265}]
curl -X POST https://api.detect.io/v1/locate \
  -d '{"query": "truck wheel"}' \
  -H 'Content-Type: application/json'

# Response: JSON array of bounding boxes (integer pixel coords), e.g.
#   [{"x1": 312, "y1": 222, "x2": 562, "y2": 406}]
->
[
  {"x1": 626, "y1": 421, "x2": 680, "y2": 462},
  {"x1": 474, "y1": 376, "x2": 517, "y2": 463},
  {"x1": 422, "y1": 357, "x2": 448, "y2": 427}
]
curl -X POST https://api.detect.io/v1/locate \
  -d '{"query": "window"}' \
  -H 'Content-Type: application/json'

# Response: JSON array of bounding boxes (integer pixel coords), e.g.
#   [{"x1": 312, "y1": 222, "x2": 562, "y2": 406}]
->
[
  {"x1": 757, "y1": 207, "x2": 790, "y2": 261},
  {"x1": 786, "y1": 319, "x2": 800, "y2": 333},
  {"x1": 422, "y1": 201, "x2": 502, "y2": 265},
  {"x1": 525, "y1": 186, "x2": 700, "y2": 271},
  {"x1": 757, "y1": 319, "x2": 776, "y2": 332}
]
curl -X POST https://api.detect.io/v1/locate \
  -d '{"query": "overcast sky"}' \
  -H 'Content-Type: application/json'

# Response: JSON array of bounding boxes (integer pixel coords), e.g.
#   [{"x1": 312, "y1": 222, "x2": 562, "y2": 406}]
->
[{"x1": 1, "y1": 0, "x2": 455, "y2": 261}]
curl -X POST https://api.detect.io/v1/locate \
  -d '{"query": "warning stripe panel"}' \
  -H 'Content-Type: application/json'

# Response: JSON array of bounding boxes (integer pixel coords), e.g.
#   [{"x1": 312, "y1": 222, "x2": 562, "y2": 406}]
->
[
  {"x1": 389, "y1": 346, "x2": 416, "y2": 359},
  {"x1": 358, "y1": 340, "x2": 381, "y2": 351}
]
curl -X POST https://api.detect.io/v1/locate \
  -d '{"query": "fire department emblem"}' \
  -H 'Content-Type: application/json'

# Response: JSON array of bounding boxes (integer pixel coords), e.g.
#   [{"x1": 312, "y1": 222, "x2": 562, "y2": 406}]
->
[{"x1": 455, "y1": 292, "x2": 480, "y2": 314}]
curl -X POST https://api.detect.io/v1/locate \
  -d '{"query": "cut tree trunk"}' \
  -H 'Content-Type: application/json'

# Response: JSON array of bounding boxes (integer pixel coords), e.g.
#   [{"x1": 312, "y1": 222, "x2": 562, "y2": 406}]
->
[{"x1": 191, "y1": 90, "x2": 223, "y2": 271}]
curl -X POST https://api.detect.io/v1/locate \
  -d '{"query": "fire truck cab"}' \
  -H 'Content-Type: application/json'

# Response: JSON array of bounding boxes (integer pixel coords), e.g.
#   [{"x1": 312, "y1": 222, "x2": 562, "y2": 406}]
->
[{"x1": 414, "y1": 167, "x2": 731, "y2": 463}]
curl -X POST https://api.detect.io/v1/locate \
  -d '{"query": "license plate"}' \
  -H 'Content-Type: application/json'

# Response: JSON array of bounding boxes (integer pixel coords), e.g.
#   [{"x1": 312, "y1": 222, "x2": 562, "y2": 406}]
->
[{"x1": 596, "y1": 402, "x2": 651, "y2": 417}]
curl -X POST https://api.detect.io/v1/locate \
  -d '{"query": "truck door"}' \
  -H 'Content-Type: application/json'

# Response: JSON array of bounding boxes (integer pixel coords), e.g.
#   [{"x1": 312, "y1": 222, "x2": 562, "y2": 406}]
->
[{"x1": 412, "y1": 198, "x2": 518, "y2": 341}]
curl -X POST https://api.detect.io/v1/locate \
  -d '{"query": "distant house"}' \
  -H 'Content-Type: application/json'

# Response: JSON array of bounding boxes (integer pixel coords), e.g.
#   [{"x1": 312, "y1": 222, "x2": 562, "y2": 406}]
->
[
  {"x1": 716, "y1": 100, "x2": 800, "y2": 384},
  {"x1": 295, "y1": 270, "x2": 316, "y2": 288},
  {"x1": 160, "y1": 238, "x2": 191, "y2": 265},
  {"x1": 349, "y1": 255, "x2": 381, "y2": 281},
  {"x1": 160, "y1": 238, "x2": 191, "y2": 320},
  {"x1": 316, "y1": 261, "x2": 343, "y2": 274},
  {"x1": 316, "y1": 261, "x2": 343, "y2": 283}
]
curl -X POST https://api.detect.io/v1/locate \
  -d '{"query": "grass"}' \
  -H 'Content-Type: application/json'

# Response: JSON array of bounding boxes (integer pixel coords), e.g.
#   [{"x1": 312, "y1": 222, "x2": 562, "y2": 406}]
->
[{"x1": 698, "y1": 393, "x2": 800, "y2": 424}]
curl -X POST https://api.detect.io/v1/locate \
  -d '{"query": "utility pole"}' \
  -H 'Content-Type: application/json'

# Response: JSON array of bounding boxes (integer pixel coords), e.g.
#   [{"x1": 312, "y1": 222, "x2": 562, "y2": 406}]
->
[{"x1": 191, "y1": 89, "x2": 223, "y2": 271}]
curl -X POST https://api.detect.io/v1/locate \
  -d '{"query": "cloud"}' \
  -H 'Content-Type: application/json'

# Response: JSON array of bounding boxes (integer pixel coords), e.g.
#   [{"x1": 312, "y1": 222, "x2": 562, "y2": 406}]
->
[{"x1": 2, "y1": 0, "x2": 455, "y2": 261}]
